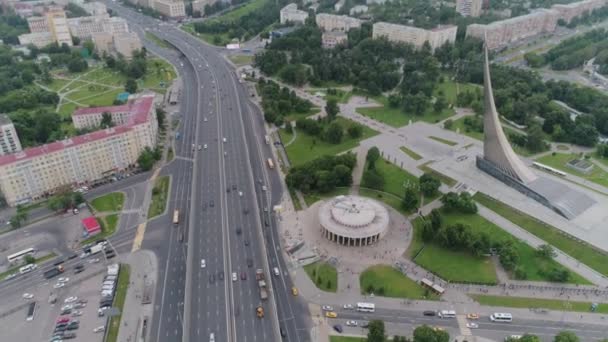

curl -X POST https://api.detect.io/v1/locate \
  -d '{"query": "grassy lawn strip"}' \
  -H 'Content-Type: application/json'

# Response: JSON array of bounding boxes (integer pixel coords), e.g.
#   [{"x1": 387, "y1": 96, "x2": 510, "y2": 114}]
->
[
  {"x1": 536, "y1": 153, "x2": 608, "y2": 189},
  {"x1": 148, "y1": 176, "x2": 170, "y2": 219},
  {"x1": 356, "y1": 96, "x2": 453, "y2": 128},
  {"x1": 428, "y1": 136, "x2": 458, "y2": 146},
  {"x1": 288, "y1": 188, "x2": 302, "y2": 211},
  {"x1": 471, "y1": 294, "x2": 608, "y2": 313},
  {"x1": 284, "y1": 106, "x2": 320, "y2": 122},
  {"x1": 360, "y1": 188, "x2": 411, "y2": 216},
  {"x1": 279, "y1": 117, "x2": 379, "y2": 166},
  {"x1": 145, "y1": 31, "x2": 171, "y2": 49},
  {"x1": 167, "y1": 147, "x2": 174, "y2": 162},
  {"x1": 0, "y1": 253, "x2": 57, "y2": 280},
  {"x1": 228, "y1": 54, "x2": 254, "y2": 66},
  {"x1": 302, "y1": 187, "x2": 349, "y2": 207},
  {"x1": 473, "y1": 192, "x2": 608, "y2": 277},
  {"x1": 447, "y1": 116, "x2": 484, "y2": 141},
  {"x1": 330, "y1": 337, "x2": 366, "y2": 342},
  {"x1": 303, "y1": 262, "x2": 338, "y2": 292},
  {"x1": 418, "y1": 162, "x2": 457, "y2": 187},
  {"x1": 81, "y1": 214, "x2": 119, "y2": 245},
  {"x1": 400, "y1": 146, "x2": 423, "y2": 161},
  {"x1": 360, "y1": 265, "x2": 438, "y2": 300},
  {"x1": 106, "y1": 265, "x2": 131, "y2": 342},
  {"x1": 90, "y1": 192, "x2": 125, "y2": 213}
]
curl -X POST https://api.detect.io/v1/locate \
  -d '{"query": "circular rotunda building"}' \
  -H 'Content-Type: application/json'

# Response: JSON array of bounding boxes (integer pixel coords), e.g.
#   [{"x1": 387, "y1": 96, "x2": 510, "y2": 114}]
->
[{"x1": 318, "y1": 195, "x2": 390, "y2": 246}]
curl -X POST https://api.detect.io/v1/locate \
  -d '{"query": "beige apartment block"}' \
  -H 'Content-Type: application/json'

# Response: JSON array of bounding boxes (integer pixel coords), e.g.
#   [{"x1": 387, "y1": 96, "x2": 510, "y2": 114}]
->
[
  {"x1": 113, "y1": 32, "x2": 143, "y2": 58},
  {"x1": 47, "y1": 9, "x2": 73, "y2": 46},
  {"x1": 91, "y1": 32, "x2": 114, "y2": 54},
  {"x1": 372, "y1": 22, "x2": 457, "y2": 50},
  {"x1": 315, "y1": 13, "x2": 362, "y2": 32},
  {"x1": 551, "y1": 0, "x2": 608, "y2": 23},
  {"x1": 466, "y1": 9, "x2": 558, "y2": 50},
  {"x1": 322, "y1": 30, "x2": 348, "y2": 49},
  {"x1": 154, "y1": 0, "x2": 186, "y2": 18},
  {"x1": 18, "y1": 31, "x2": 54, "y2": 47},
  {"x1": 280, "y1": 3, "x2": 309, "y2": 25},
  {"x1": 0, "y1": 95, "x2": 158, "y2": 206},
  {"x1": 0, "y1": 115, "x2": 22, "y2": 156},
  {"x1": 455, "y1": 0, "x2": 482, "y2": 17},
  {"x1": 192, "y1": 0, "x2": 217, "y2": 15},
  {"x1": 27, "y1": 16, "x2": 49, "y2": 33}
]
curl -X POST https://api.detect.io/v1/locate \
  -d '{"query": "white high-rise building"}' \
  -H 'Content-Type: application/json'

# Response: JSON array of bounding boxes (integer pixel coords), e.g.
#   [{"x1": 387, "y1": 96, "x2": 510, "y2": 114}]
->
[
  {"x1": 372, "y1": 22, "x2": 457, "y2": 50},
  {"x1": 280, "y1": 3, "x2": 309, "y2": 25},
  {"x1": 315, "y1": 13, "x2": 362, "y2": 32}
]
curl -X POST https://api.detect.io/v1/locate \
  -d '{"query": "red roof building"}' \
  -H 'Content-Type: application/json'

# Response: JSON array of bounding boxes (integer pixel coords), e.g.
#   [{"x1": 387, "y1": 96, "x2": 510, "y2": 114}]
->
[{"x1": 82, "y1": 216, "x2": 101, "y2": 236}]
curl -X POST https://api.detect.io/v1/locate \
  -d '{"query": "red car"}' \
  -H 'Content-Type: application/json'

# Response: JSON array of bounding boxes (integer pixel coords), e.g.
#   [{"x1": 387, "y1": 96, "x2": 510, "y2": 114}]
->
[
  {"x1": 56, "y1": 316, "x2": 70, "y2": 324},
  {"x1": 240, "y1": 272, "x2": 247, "y2": 280}
]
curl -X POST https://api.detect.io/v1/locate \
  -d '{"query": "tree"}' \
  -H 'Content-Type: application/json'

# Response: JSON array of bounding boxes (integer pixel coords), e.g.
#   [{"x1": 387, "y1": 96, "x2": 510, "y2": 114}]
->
[
  {"x1": 366, "y1": 147, "x2": 380, "y2": 169},
  {"x1": 554, "y1": 331, "x2": 579, "y2": 342},
  {"x1": 419, "y1": 173, "x2": 441, "y2": 197},
  {"x1": 325, "y1": 98, "x2": 339, "y2": 121},
  {"x1": 536, "y1": 244, "x2": 557, "y2": 259},
  {"x1": 519, "y1": 335, "x2": 541, "y2": 342},
  {"x1": 10, "y1": 205, "x2": 28, "y2": 229},
  {"x1": 156, "y1": 108, "x2": 166, "y2": 128},
  {"x1": 347, "y1": 124, "x2": 363, "y2": 138},
  {"x1": 24, "y1": 255, "x2": 35, "y2": 264},
  {"x1": 367, "y1": 320, "x2": 385, "y2": 342},
  {"x1": 100, "y1": 112, "x2": 114, "y2": 129},
  {"x1": 413, "y1": 324, "x2": 449, "y2": 342},
  {"x1": 402, "y1": 187, "x2": 418, "y2": 211},
  {"x1": 125, "y1": 78, "x2": 138, "y2": 93},
  {"x1": 526, "y1": 124, "x2": 546, "y2": 153},
  {"x1": 137, "y1": 147, "x2": 156, "y2": 171},
  {"x1": 499, "y1": 243, "x2": 520, "y2": 271},
  {"x1": 443, "y1": 119, "x2": 453, "y2": 129},
  {"x1": 433, "y1": 95, "x2": 447, "y2": 114},
  {"x1": 323, "y1": 122, "x2": 343, "y2": 144},
  {"x1": 362, "y1": 169, "x2": 384, "y2": 190},
  {"x1": 72, "y1": 35, "x2": 81, "y2": 46}
]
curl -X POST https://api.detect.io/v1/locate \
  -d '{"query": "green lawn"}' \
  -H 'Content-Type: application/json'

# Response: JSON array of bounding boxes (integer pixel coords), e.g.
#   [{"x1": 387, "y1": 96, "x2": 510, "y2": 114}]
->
[
  {"x1": 228, "y1": 54, "x2": 254, "y2": 66},
  {"x1": 106, "y1": 265, "x2": 131, "y2": 342},
  {"x1": 80, "y1": 214, "x2": 119, "y2": 245},
  {"x1": 360, "y1": 265, "x2": 438, "y2": 300},
  {"x1": 434, "y1": 79, "x2": 480, "y2": 104},
  {"x1": 410, "y1": 210, "x2": 588, "y2": 284},
  {"x1": 418, "y1": 162, "x2": 457, "y2": 187},
  {"x1": 302, "y1": 187, "x2": 349, "y2": 207},
  {"x1": 307, "y1": 88, "x2": 353, "y2": 104},
  {"x1": 356, "y1": 95, "x2": 454, "y2": 127},
  {"x1": 148, "y1": 176, "x2": 170, "y2": 219},
  {"x1": 448, "y1": 116, "x2": 484, "y2": 141},
  {"x1": 279, "y1": 117, "x2": 378, "y2": 166},
  {"x1": 359, "y1": 188, "x2": 411, "y2": 216},
  {"x1": 283, "y1": 106, "x2": 320, "y2": 122},
  {"x1": 303, "y1": 262, "x2": 338, "y2": 292},
  {"x1": 536, "y1": 153, "x2": 608, "y2": 188},
  {"x1": 473, "y1": 192, "x2": 608, "y2": 277},
  {"x1": 0, "y1": 253, "x2": 57, "y2": 280},
  {"x1": 428, "y1": 136, "x2": 458, "y2": 146},
  {"x1": 90, "y1": 192, "x2": 125, "y2": 213},
  {"x1": 330, "y1": 337, "x2": 366, "y2": 342},
  {"x1": 471, "y1": 294, "x2": 608, "y2": 313},
  {"x1": 400, "y1": 146, "x2": 423, "y2": 160}
]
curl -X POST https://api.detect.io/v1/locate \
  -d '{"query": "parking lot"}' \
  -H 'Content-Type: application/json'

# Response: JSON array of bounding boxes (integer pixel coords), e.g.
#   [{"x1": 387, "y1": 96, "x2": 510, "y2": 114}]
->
[{"x1": 0, "y1": 260, "x2": 112, "y2": 342}]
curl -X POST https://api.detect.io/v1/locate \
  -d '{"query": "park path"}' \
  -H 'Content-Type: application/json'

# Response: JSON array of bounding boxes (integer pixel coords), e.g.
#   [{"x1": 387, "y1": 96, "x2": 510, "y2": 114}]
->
[{"x1": 282, "y1": 126, "x2": 298, "y2": 147}]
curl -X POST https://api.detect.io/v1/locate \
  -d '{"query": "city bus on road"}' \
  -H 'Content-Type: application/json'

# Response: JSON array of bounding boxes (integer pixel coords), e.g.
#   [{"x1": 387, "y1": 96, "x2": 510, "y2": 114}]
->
[
  {"x1": 7, "y1": 248, "x2": 36, "y2": 264},
  {"x1": 173, "y1": 210, "x2": 179, "y2": 225},
  {"x1": 490, "y1": 312, "x2": 513, "y2": 323},
  {"x1": 356, "y1": 302, "x2": 375, "y2": 313},
  {"x1": 267, "y1": 158, "x2": 274, "y2": 169}
]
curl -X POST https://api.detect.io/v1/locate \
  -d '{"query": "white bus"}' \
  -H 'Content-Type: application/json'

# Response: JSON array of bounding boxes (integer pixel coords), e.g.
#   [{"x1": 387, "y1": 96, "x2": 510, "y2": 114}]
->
[
  {"x1": 7, "y1": 248, "x2": 36, "y2": 264},
  {"x1": 356, "y1": 302, "x2": 375, "y2": 313},
  {"x1": 19, "y1": 264, "x2": 37, "y2": 274},
  {"x1": 173, "y1": 210, "x2": 179, "y2": 225},
  {"x1": 438, "y1": 310, "x2": 456, "y2": 318},
  {"x1": 26, "y1": 302, "x2": 36, "y2": 321},
  {"x1": 490, "y1": 312, "x2": 513, "y2": 323},
  {"x1": 532, "y1": 162, "x2": 566, "y2": 177}
]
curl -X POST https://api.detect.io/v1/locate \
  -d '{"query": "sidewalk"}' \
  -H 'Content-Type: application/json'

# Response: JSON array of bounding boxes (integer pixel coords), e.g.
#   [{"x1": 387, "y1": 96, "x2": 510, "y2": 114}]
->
[{"x1": 116, "y1": 250, "x2": 157, "y2": 342}]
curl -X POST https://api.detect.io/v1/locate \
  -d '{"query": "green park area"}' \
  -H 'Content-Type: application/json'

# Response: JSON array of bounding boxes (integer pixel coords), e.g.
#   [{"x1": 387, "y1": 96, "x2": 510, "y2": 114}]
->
[
  {"x1": 434, "y1": 78, "x2": 480, "y2": 105},
  {"x1": 473, "y1": 192, "x2": 608, "y2": 277},
  {"x1": 400, "y1": 146, "x2": 422, "y2": 161},
  {"x1": 302, "y1": 187, "x2": 349, "y2": 207},
  {"x1": 106, "y1": 265, "x2": 131, "y2": 342},
  {"x1": 471, "y1": 294, "x2": 608, "y2": 313},
  {"x1": 228, "y1": 54, "x2": 254, "y2": 66},
  {"x1": 307, "y1": 88, "x2": 353, "y2": 104},
  {"x1": 90, "y1": 192, "x2": 125, "y2": 213},
  {"x1": 47, "y1": 58, "x2": 175, "y2": 118},
  {"x1": 356, "y1": 94, "x2": 453, "y2": 128},
  {"x1": 418, "y1": 162, "x2": 457, "y2": 187},
  {"x1": 148, "y1": 176, "x2": 170, "y2": 219},
  {"x1": 330, "y1": 337, "x2": 366, "y2": 342},
  {"x1": 409, "y1": 210, "x2": 589, "y2": 285},
  {"x1": 360, "y1": 265, "x2": 438, "y2": 300},
  {"x1": 279, "y1": 117, "x2": 378, "y2": 166},
  {"x1": 303, "y1": 261, "x2": 338, "y2": 292},
  {"x1": 536, "y1": 152, "x2": 608, "y2": 188},
  {"x1": 283, "y1": 106, "x2": 320, "y2": 122}
]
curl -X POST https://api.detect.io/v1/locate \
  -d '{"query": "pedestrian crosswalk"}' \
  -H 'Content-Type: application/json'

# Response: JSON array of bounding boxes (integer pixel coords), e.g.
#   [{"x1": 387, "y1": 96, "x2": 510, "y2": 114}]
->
[{"x1": 457, "y1": 314, "x2": 472, "y2": 336}]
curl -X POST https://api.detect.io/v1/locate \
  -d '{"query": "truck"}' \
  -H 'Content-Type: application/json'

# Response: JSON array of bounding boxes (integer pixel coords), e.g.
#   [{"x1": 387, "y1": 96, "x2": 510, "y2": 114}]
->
[
  {"x1": 43, "y1": 265, "x2": 65, "y2": 279},
  {"x1": 255, "y1": 269, "x2": 268, "y2": 300},
  {"x1": 89, "y1": 244, "x2": 105, "y2": 255}
]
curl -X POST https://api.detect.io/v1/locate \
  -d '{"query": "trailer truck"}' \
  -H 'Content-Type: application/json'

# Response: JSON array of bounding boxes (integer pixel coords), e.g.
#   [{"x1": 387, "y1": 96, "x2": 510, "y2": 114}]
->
[
  {"x1": 43, "y1": 265, "x2": 65, "y2": 279},
  {"x1": 255, "y1": 269, "x2": 268, "y2": 300}
]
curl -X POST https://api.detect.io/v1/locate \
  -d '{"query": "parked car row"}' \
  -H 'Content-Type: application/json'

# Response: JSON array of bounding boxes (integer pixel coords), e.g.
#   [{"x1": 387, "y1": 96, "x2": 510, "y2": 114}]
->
[
  {"x1": 98, "y1": 264, "x2": 120, "y2": 317},
  {"x1": 50, "y1": 298, "x2": 85, "y2": 341}
]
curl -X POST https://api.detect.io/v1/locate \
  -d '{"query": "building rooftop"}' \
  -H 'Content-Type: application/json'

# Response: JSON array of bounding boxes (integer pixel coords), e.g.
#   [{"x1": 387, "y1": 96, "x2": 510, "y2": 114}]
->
[
  {"x1": 82, "y1": 216, "x2": 101, "y2": 233},
  {"x1": 0, "y1": 114, "x2": 12, "y2": 126},
  {"x1": 318, "y1": 195, "x2": 390, "y2": 238}
]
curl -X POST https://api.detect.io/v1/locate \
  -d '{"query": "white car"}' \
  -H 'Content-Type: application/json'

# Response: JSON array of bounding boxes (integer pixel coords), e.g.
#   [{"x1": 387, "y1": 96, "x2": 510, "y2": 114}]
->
[
  {"x1": 72, "y1": 310, "x2": 83, "y2": 316},
  {"x1": 22, "y1": 293, "x2": 34, "y2": 299},
  {"x1": 343, "y1": 304, "x2": 354, "y2": 310},
  {"x1": 232, "y1": 272, "x2": 237, "y2": 281},
  {"x1": 6, "y1": 273, "x2": 16, "y2": 280},
  {"x1": 203, "y1": 144, "x2": 207, "y2": 149},
  {"x1": 61, "y1": 304, "x2": 73, "y2": 311},
  {"x1": 262, "y1": 186, "x2": 267, "y2": 191},
  {"x1": 198, "y1": 145, "x2": 202, "y2": 150},
  {"x1": 346, "y1": 320, "x2": 358, "y2": 327},
  {"x1": 88, "y1": 258, "x2": 100, "y2": 264},
  {"x1": 93, "y1": 326, "x2": 105, "y2": 333},
  {"x1": 201, "y1": 259, "x2": 206, "y2": 268},
  {"x1": 238, "y1": 191, "x2": 243, "y2": 197},
  {"x1": 53, "y1": 283, "x2": 65, "y2": 289},
  {"x1": 58, "y1": 277, "x2": 69, "y2": 283},
  {"x1": 222, "y1": 137, "x2": 227, "y2": 143},
  {"x1": 466, "y1": 322, "x2": 479, "y2": 329},
  {"x1": 64, "y1": 296, "x2": 78, "y2": 303},
  {"x1": 321, "y1": 305, "x2": 333, "y2": 311},
  {"x1": 204, "y1": 117, "x2": 208, "y2": 122}
]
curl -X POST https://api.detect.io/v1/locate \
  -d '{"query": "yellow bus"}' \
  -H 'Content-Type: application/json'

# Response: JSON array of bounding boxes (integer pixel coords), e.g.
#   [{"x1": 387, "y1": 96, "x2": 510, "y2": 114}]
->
[{"x1": 173, "y1": 210, "x2": 179, "y2": 225}]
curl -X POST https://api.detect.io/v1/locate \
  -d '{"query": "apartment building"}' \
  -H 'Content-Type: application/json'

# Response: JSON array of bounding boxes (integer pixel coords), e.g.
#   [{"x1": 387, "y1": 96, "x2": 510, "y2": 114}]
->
[
  {"x1": 192, "y1": 0, "x2": 217, "y2": 16},
  {"x1": 552, "y1": 0, "x2": 608, "y2": 23},
  {"x1": 0, "y1": 95, "x2": 158, "y2": 206},
  {"x1": 280, "y1": 3, "x2": 309, "y2": 25},
  {"x1": 466, "y1": 9, "x2": 558, "y2": 49},
  {"x1": 322, "y1": 31, "x2": 348, "y2": 49},
  {"x1": 372, "y1": 22, "x2": 457, "y2": 50},
  {"x1": 19, "y1": 9, "x2": 73, "y2": 47},
  {"x1": 0, "y1": 115, "x2": 22, "y2": 156},
  {"x1": 82, "y1": 2, "x2": 107, "y2": 16},
  {"x1": 315, "y1": 13, "x2": 362, "y2": 32},
  {"x1": 455, "y1": 0, "x2": 482, "y2": 17},
  {"x1": 67, "y1": 16, "x2": 128, "y2": 40},
  {"x1": 113, "y1": 32, "x2": 143, "y2": 58},
  {"x1": 154, "y1": 0, "x2": 186, "y2": 18},
  {"x1": 350, "y1": 5, "x2": 368, "y2": 15}
]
